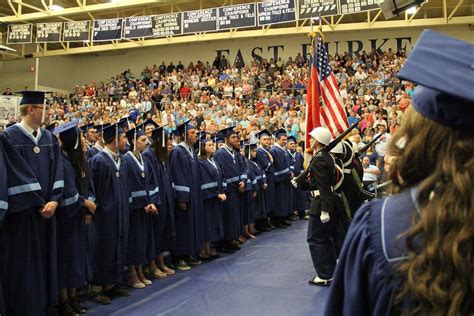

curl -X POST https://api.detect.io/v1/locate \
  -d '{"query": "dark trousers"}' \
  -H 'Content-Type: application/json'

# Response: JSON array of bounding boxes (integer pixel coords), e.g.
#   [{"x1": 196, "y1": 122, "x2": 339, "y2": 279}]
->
[{"x1": 307, "y1": 214, "x2": 337, "y2": 280}]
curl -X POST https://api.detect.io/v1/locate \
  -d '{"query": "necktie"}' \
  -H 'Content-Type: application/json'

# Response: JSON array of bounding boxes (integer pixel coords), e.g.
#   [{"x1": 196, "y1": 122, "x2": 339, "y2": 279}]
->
[{"x1": 32, "y1": 130, "x2": 38, "y2": 138}]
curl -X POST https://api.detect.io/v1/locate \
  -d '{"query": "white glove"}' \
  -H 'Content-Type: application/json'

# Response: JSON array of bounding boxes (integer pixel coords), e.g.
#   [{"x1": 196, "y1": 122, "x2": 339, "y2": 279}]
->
[
  {"x1": 320, "y1": 211, "x2": 330, "y2": 223},
  {"x1": 291, "y1": 179, "x2": 298, "y2": 188}
]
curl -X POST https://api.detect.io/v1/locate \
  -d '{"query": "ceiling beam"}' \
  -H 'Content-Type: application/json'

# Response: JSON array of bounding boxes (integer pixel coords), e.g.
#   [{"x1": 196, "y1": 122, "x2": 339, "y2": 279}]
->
[
  {"x1": 0, "y1": 0, "x2": 176, "y2": 22},
  {"x1": 30, "y1": 15, "x2": 474, "y2": 58}
]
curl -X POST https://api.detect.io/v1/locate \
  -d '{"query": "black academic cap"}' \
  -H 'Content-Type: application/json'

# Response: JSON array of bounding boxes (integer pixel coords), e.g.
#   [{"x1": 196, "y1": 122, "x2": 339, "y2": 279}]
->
[
  {"x1": 102, "y1": 123, "x2": 124, "y2": 144},
  {"x1": 150, "y1": 125, "x2": 168, "y2": 148},
  {"x1": 273, "y1": 128, "x2": 287, "y2": 139},
  {"x1": 174, "y1": 119, "x2": 195, "y2": 136},
  {"x1": 15, "y1": 90, "x2": 48, "y2": 105},
  {"x1": 45, "y1": 122, "x2": 57, "y2": 133},
  {"x1": 6, "y1": 122, "x2": 16, "y2": 128},
  {"x1": 397, "y1": 29, "x2": 474, "y2": 130},
  {"x1": 256, "y1": 129, "x2": 271, "y2": 139},
  {"x1": 94, "y1": 123, "x2": 110, "y2": 132},
  {"x1": 80, "y1": 122, "x2": 95, "y2": 133},
  {"x1": 137, "y1": 118, "x2": 159, "y2": 131},
  {"x1": 218, "y1": 126, "x2": 238, "y2": 139},
  {"x1": 53, "y1": 119, "x2": 80, "y2": 148},
  {"x1": 118, "y1": 117, "x2": 131, "y2": 130},
  {"x1": 125, "y1": 128, "x2": 146, "y2": 145},
  {"x1": 287, "y1": 135, "x2": 297, "y2": 143}
]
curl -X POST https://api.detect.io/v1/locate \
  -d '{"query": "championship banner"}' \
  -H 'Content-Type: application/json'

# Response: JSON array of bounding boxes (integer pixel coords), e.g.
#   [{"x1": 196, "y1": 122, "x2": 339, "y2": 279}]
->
[
  {"x1": 93, "y1": 18, "x2": 123, "y2": 42},
  {"x1": 257, "y1": 0, "x2": 297, "y2": 26},
  {"x1": 151, "y1": 13, "x2": 182, "y2": 37},
  {"x1": 218, "y1": 4, "x2": 256, "y2": 30},
  {"x1": 123, "y1": 16, "x2": 153, "y2": 39},
  {"x1": 340, "y1": 0, "x2": 383, "y2": 14},
  {"x1": 36, "y1": 22, "x2": 62, "y2": 43},
  {"x1": 182, "y1": 8, "x2": 218, "y2": 34},
  {"x1": 298, "y1": 0, "x2": 340, "y2": 18},
  {"x1": 63, "y1": 21, "x2": 91, "y2": 42},
  {"x1": 6, "y1": 24, "x2": 33, "y2": 44}
]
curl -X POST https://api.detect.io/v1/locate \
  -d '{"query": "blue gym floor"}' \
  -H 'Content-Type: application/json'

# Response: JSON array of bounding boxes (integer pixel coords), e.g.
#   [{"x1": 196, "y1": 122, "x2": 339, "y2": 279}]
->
[{"x1": 86, "y1": 220, "x2": 330, "y2": 315}]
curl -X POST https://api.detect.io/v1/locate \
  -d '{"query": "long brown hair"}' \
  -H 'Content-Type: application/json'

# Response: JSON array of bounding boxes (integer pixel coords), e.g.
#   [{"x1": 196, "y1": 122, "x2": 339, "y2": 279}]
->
[
  {"x1": 152, "y1": 135, "x2": 169, "y2": 163},
  {"x1": 388, "y1": 107, "x2": 473, "y2": 316}
]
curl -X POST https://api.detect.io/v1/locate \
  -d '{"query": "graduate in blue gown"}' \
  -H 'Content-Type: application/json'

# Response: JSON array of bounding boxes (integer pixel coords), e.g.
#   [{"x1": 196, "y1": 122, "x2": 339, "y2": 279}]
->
[
  {"x1": 143, "y1": 126, "x2": 176, "y2": 277},
  {"x1": 0, "y1": 90, "x2": 64, "y2": 316},
  {"x1": 88, "y1": 121, "x2": 131, "y2": 304},
  {"x1": 287, "y1": 136, "x2": 308, "y2": 219},
  {"x1": 325, "y1": 30, "x2": 474, "y2": 316},
  {"x1": 269, "y1": 129, "x2": 293, "y2": 228},
  {"x1": 247, "y1": 142, "x2": 267, "y2": 236},
  {"x1": 242, "y1": 142, "x2": 263, "y2": 239},
  {"x1": 86, "y1": 124, "x2": 109, "y2": 160},
  {"x1": 123, "y1": 128, "x2": 160, "y2": 289},
  {"x1": 197, "y1": 133, "x2": 225, "y2": 259},
  {"x1": 255, "y1": 129, "x2": 274, "y2": 231},
  {"x1": 54, "y1": 120, "x2": 97, "y2": 315},
  {"x1": 0, "y1": 140, "x2": 7, "y2": 316},
  {"x1": 213, "y1": 127, "x2": 246, "y2": 252},
  {"x1": 168, "y1": 120, "x2": 204, "y2": 270}
]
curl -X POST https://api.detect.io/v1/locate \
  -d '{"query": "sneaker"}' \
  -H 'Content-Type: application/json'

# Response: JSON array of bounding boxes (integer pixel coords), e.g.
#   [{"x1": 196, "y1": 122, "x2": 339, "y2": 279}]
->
[
  {"x1": 69, "y1": 296, "x2": 87, "y2": 314},
  {"x1": 160, "y1": 264, "x2": 176, "y2": 275},
  {"x1": 308, "y1": 276, "x2": 332, "y2": 286},
  {"x1": 176, "y1": 260, "x2": 191, "y2": 271},
  {"x1": 187, "y1": 257, "x2": 202, "y2": 266}
]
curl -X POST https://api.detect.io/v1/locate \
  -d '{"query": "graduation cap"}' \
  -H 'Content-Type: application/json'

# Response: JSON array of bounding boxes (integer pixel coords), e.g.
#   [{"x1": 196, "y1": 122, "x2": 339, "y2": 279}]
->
[
  {"x1": 101, "y1": 122, "x2": 125, "y2": 146},
  {"x1": 94, "y1": 123, "x2": 110, "y2": 132},
  {"x1": 218, "y1": 126, "x2": 238, "y2": 139},
  {"x1": 80, "y1": 123, "x2": 95, "y2": 133},
  {"x1": 16, "y1": 90, "x2": 51, "y2": 123},
  {"x1": 273, "y1": 128, "x2": 287, "y2": 139},
  {"x1": 195, "y1": 131, "x2": 208, "y2": 156},
  {"x1": 174, "y1": 119, "x2": 196, "y2": 141},
  {"x1": 125, "y1": 128, "x2": 146, "y2": 149},
  {"x1": 243, "y1": 141, "x2": 258, "y2": 159},
  {"x1": 136, "y1": 118, "x2": 159, "y2": 131},
  {"x1": 256, "y1": 129, "x2": 271, "y2": 139},
  {"x1": 118, "y1": 117, "x2": 131, "y2": 130},
  {"x1": 287, "y1": 135, "x2": 297, "y2": 143},
  {"x1": 53, "y1": 119, "x2": 80, "y2": 149},
  {"x1": 150, "y1": 125, "x2": 168, "y2": 147},
  {"x1": 397, "y1": 29, "x2": 474, "y2": 130},
  {"x1": 45, "y1": 122, "x2": 56, "y2": 133}
]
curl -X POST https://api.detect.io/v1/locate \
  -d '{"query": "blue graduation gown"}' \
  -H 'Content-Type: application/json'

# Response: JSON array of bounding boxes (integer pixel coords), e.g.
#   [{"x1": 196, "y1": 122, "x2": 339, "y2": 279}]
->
[
  {"x1": 198, "y1": 158, "x2": 225, "y2": 242},
  {"x1": 255, "y1": 146, "x2": 274, "y2": 216},
  {"x1": 89, "y1": 150, "x2": 130, "y2": 286},
  {"x1": 324, "y1": 189, "x2": 419, "y2": 316},
  {"x1": 0, "y1": 125, "x2": 63, "y2": 316},
  {"x1": 122, "y1": 152, "x2": 161, "y2": 266},
  {"x1": 56, "y1": 153, "x2": 94, "y2": 289},
  {"x1": 248, "y1": 159, "x2": 266, "y2": 219},
  {"x1": 288, "y1": 150, "x2": 308, "y2": 212},
  {"x1": 143, "y1": 148, "x2": 176, "y2": 256},
  {"x1": 0, "y1": 141, "x2": 7, "y2": 315},
  {"x1": 86, "y1": 144, "x2": 103, "y2": 160},
  {"x1": 269, "y1": 144, "x2": 292, "y2": 217},
  {"x1": 213, "y1": 146, "x2": 245, "y2": 240},
  {"x1": 168, "y1": 144, "x2": 203, "y2": 257},
  {"x1": 243, "y1": 158, "x2": 261, "y2": 225}
]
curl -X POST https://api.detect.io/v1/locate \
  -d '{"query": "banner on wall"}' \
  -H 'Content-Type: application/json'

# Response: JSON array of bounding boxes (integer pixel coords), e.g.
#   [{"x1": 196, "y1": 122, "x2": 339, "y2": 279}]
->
[
  {"x1": 298, "y1": 0, "x2": 340, "y2": 18},
  {"x1": 218, "y1": 4, "x2": 256, "y2": 30},
  {"x1": 182, "y1": 8, "x2": 218, "y2": 34},
  {"x1": 6, "y1": 24, "x2": 33, "y2": 44},
  {"x1": 257, "y1": 0, "x2": 297, "y2": 26},
  {"x1": 93, "y1": 18, "x2": 123, "y2": 41},
  {"x1": 63, "y1": 21, "x2": 91, "y2": 42},
  {"x1": 36, "y1": 22, "x2": 62, "y2": 43},
  {"x1": 0, "y1": 96, "x2": 20, "y2": 124},
  {"x1": 123, "y1": 16, "x2": 153, "y2": 39},
  {"x1": 339, "y1": 0, "x2": 384, "y2": 14},
  {"x1": 152, "y1": 13, "x2": 183, "y2": 37}
]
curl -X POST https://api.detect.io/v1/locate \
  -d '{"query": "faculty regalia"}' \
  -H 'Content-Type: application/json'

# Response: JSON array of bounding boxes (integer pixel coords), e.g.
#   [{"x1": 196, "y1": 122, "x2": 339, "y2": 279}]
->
[
  {"x1": 255, "y1": 146, "x2": 274, "y2": 217},
  {"x1": 56, "y1": 152, "x2": 94, "y2": 289},
  {"x1": 122, "y1": 151, "x2": 161, "y2": 266},
  {"x1": 168, "y1": 143, "x2": 203, "y2": 257},
  {"x1": 0, "y1": 124, "x2": 64, "y2": 315},
  {"x1": 143, "y1": 148, "x2": 176, "y2": 256},
  {"x1": 198, "y1": 158, "x2": 225, "y2": 242},
  {"x1": 269, "y1": 144, "x2": 292, "y2": 217},
  {"x1": 213, "y1": 145, "x2": 244, "y2": 240},
  {"x1": 89, "y1": 150, "x2": 130, "y2": 286}
]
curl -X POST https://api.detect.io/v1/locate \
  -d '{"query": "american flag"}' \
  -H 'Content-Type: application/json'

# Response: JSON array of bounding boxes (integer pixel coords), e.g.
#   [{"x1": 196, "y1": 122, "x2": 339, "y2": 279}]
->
[{"x1": 306, "y1": 34, "x2": 349, "y2": 148}]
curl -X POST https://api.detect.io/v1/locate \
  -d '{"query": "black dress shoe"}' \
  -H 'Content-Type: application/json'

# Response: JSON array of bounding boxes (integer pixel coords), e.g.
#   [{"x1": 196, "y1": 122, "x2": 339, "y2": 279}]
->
[
  {"x1": 58, "y1": 299, "x2": 76, "y2": 316},
  {"x1": 91, "y1": 293, "x2": 112, "y2": 305},
  {"x1": 69, "y1": 296, "x2": 87, "y2": 314},
  {"x1": 107, "y1": 286, "x2": 130, "y2": 297}
]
